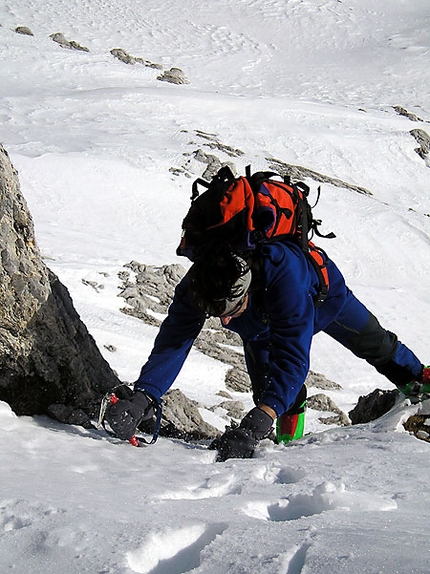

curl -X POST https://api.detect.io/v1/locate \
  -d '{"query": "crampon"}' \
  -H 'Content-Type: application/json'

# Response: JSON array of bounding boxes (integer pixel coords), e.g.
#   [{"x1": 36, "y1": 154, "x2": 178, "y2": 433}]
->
[{"x1": 96, "y1": 386, "x2": 162, "y2": 447}]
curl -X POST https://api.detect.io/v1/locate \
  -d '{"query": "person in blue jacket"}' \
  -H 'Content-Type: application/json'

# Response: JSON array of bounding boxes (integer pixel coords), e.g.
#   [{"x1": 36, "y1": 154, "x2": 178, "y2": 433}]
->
[{"x1": 105, "y1": 241, "x2": 429, "y2": 461}]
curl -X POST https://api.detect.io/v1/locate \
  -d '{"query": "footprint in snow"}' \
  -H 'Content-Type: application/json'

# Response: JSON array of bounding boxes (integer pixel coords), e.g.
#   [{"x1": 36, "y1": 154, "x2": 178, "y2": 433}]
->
[
  {"x1": 157, "y1": 472, "x2": 241, "y2": 500},
  {"x1": 254, "y1": 464, "x2": 306, "y2": 485},
  {"x1": 127, "y1": 522, "x2": 227, "y2": 574},
  {"x1": 243, "y1": 481, "x2": 397, "y2": 521}
]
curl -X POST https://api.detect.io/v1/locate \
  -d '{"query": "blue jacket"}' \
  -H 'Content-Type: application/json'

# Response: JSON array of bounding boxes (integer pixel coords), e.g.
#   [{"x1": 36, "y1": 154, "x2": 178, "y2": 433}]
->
[{"x1": 135, "y1": 241, "x2": 351, "y2": 416}]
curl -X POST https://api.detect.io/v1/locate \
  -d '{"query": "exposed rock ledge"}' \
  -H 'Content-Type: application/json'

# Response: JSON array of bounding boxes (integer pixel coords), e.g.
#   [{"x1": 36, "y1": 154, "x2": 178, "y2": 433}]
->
[{"x1": 0, "y1": 144, "x2": 119, "y2": 417}]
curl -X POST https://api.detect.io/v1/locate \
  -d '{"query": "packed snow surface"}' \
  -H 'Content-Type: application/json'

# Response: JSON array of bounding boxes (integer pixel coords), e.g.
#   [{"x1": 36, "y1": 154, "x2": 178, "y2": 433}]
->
[{"x1": 1, "y1": 0, "x2": 430, "y2": 572}]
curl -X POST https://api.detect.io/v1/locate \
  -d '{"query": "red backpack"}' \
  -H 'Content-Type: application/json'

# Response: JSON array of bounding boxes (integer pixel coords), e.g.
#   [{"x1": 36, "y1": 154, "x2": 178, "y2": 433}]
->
[{"x1": 176, "y1": 166, "x2": 335, "y2": 306}]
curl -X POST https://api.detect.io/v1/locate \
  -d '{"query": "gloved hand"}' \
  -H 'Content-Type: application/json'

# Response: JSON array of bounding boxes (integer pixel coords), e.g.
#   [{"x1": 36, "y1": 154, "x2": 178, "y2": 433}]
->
[
  {"x1": 210, "y1": 407, "x2": 274, "y2": 462},
  {"x1": 105, "y1": 390, "x2": 154, "y2": 441}
]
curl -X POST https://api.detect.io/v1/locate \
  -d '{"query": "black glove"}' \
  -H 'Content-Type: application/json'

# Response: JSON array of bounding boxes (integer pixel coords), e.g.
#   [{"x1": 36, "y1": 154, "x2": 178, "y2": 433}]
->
[
  {"x1": 210, "y1": 407, "x2": 273, "y2": 462},
  {"x1": 105, "y1": 390, "x2": 154, "y2": 441}
]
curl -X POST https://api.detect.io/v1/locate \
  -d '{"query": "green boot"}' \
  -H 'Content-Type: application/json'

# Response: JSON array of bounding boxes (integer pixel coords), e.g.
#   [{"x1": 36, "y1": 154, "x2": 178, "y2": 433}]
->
[
  {"x1": 276, "y1": 401, "x2": 306, "y2": 444},
  {"x1": 398, "y1": 366, "x2": 430, "y2": 398}
]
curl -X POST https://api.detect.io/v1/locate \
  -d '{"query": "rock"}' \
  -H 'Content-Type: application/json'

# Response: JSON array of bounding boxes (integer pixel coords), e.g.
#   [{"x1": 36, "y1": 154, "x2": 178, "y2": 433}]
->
[
  {"x1": 348, "y1": 388, "x2": 399, "y2": 424},
  {"x1": 118, "y1": 262, "x2": 250, "y2": 393},
  {"x1": 217, "y1": 390, "x2": 233, "y2": 399},
  {"x1": 266, "y1": 157, "x2": 372, "y2": 196},
  {"x1": 393, "y1": 105, "x2": 423, "y2": 122},
  {"x1": 119, "y1": 260, "x2": 186, "y2": 325},
  {"x1": 193, "y1": 149, "x2": 237, "y2": 181},
  {"x1": 160, "y1": 388, "x2": 219, "y2": 440},
  {"x1": 224, "y1": 367, "x2": 250, "y2": 393},
  {"x1": 193, "y1": 131, "x2": 245, "y2": 158},
  {"x1": 110, "y1": 48, "x2": 140, "y2": 65},
  {"x1": 0, "y1": 144, "x2": 119, "y2": 417},
  {"x1": 306, "y1": 370, "x2": 342, "y2": 390},
  {"x1": 110, "y1": 48, "x2": 162, "y2": 69},
  {"x1": 157, "y1": 67, "x2": 189, "y2": 85},
  {"x1": 410, "y1": 128, "x2": 430, "y2": 161},
  {"x1": 15, "y1": 26, "x2": 34, "y2": 36},
  {"x1": 50, "y1": 32, "x2": 89, "y2": 52},
  {"x1": 307, "y1": 393, "x2": 350, "y2": 426},
  {"x1": 403, "y1": 413, "x2": 430, "y2": 443},
  {"x1": 216, "y1": 400, "x2": 245, "y2": 420},
  {"x1": 46, "y1": 404, "x2": 93, "y2": 428}
]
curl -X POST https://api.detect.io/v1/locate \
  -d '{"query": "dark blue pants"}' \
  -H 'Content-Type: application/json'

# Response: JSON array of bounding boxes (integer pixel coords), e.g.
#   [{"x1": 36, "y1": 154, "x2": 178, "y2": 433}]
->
[
  {"x1": 321, "y1": 291, "x2": 422, "y2": 387},
  {"x1": 245, "y1": 290, "x2": 422, "y2": 415}
]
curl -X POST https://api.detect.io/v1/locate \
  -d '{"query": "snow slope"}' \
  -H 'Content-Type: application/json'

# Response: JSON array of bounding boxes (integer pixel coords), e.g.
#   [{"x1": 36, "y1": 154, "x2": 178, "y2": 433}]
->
[{"x1": 1, "y1": 0, "x2": 430, "y2": 572}]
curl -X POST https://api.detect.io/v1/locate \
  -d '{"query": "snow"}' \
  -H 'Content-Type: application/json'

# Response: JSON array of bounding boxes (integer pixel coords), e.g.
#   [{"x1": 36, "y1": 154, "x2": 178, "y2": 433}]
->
[{"x1": 1, "y1": 0, "x2": 430, "y2": 572}]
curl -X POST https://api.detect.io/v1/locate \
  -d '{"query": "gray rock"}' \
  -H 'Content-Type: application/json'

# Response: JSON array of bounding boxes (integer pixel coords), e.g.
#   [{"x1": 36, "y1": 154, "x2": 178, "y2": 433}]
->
[
  {"x1": 161, "y1": 388, "x2": 219, "y2": 440},
  {"x1": 193, "y1": 149, "x2": 237, "y2": 180},
  {"x1": 193, "y1": 131, "x2": 245, "y2": 158},
  {"x1": 110, "y1": 48, "x2": 140, "y2": 65},
  {"x1": 410, "y1": 128, "x2": 430, "y2": 161},
  {"x1": 217, "y1": 390, "x2": 233, "y2": 399},
  {"x1": 307, "y1": 393, "x2": 349, "y2": 426},
  {"x1": 118, "y1": 261, "x2": 250, "y2": 393},
  {"x1": 110, "y1": 48, "x2": 162, "y2": 69},
  {"x1": 157, "y1": 67, "x2": 189, "y2": 85},
  {"x1": 50, "y1": 32, "x2": 89, "y2": 52},
  {"x1": 216, "y1": 400, "x2": 245, "y2": 420},
  {"x1": 15, "y1": 26, "x2": 34, "y2": 36},
  {"x1": 224, "y1": 367, "x2": 250, "y2": 393},
  {"x1": 393, "y1": 105, "x2": 423, "y2": 122},
  {"x1": 266, "y1": 157, "x2": 372, "y2": 196},
  {"x1": 306, "y1": 370, "x2": 342, "y2": 390},
  {"x1": 0, "y1": 144, "x2": 118, "y2": 417}
]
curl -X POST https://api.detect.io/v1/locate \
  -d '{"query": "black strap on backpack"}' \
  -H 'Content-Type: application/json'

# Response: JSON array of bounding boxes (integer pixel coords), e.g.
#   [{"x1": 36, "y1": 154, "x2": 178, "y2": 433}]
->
[{"x1": 191, "y1": 165, "x2": 236, "y2": 201}]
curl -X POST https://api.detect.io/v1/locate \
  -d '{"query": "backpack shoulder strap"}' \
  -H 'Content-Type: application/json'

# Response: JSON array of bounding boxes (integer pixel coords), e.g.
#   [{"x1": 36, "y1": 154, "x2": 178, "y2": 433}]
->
[
  {"x1": 191, "y1": 165, "x2": 236, "y2": 201},
  {"x1": 245, "y1": 165, "x2": 280, "y2": 191}
]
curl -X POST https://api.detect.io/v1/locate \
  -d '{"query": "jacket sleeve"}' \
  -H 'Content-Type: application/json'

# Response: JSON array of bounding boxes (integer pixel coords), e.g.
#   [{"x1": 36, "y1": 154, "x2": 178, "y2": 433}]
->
[
  {"x1": 134, "y1": 274, "x2": 206, "y2": 401},
  {"x1": 258, "y1": 244, "x2": 316, "y2": 416}
]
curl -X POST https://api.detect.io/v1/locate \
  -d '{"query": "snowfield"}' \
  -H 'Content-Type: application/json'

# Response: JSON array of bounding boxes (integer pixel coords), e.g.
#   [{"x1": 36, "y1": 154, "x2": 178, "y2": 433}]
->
[{"x1": 1, "y1": 0, "x2": 430, "y2": 572}]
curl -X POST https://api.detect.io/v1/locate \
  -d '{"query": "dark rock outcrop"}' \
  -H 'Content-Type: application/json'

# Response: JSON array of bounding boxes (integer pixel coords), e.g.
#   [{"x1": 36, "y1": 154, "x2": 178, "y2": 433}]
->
[
  {"x1": 348, "y1": 388, "x2": 399, "y2": 424},
  {"x1": 0, "y1": 144, "x2": 119, "y2": 417}
]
